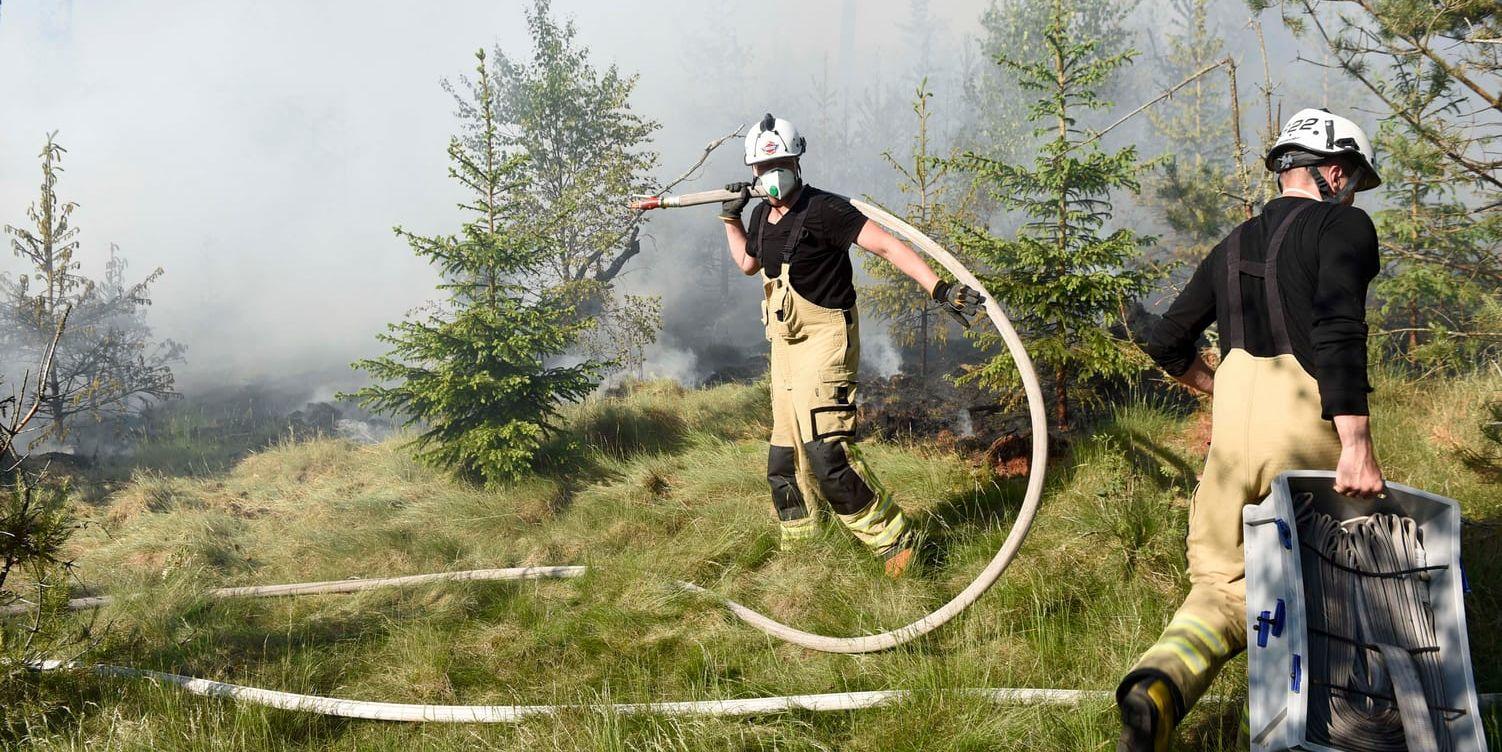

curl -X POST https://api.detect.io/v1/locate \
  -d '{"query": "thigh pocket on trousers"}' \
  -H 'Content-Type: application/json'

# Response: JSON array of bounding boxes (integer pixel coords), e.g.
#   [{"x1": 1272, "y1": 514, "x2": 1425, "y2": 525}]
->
[{"x1": 810, "y1": 377, "x2": 858, "y2": 441}]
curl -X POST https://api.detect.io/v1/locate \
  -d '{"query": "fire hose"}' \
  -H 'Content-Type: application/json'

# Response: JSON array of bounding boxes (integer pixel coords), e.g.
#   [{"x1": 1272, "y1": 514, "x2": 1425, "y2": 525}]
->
[
  {"x1": 1298, "y1": 495, "x2": 1451, "y2": 751},
  {"x1": 18, "y1": 564, "x2": 1496, "y2": 723},
  {"x1": 12, "y1": 188, "x2": 1058, "y2": 720}
]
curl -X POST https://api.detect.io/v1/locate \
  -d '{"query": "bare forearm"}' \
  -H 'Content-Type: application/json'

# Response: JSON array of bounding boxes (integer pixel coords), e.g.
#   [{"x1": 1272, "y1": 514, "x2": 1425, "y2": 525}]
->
[
  {"x1": 1333, "y1": 414, "x2": 1373, "y2": 451},
  {"x1": 886, "y1": 242, "x2": 941, "y2": 293},
  {"x1": 723, "y1": 220, "x2": 760, "y2": 275},
  {"x1": 855, "y1": 221, "x2": 940, "y2": 294},
  {"x1": 1332, "y1": 413, "x2": 1385, "y2": 498},
  {"x1": 1172, "y1": 355, "x2": 1216, "y2": 395}
]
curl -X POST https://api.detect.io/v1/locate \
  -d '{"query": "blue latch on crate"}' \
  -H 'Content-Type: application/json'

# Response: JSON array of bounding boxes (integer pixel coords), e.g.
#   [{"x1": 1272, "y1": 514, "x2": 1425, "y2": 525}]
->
[{"x1": 1255, "y1": 599, "x2": 1286, "y2": 648}]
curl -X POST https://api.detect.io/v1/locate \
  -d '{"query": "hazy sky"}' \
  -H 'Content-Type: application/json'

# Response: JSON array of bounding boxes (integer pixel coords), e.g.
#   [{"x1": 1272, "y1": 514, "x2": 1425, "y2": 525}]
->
[
  {"x1": 0, "y1": 0, "x2": 1004, "y2": 389},
  {"x1": 1, "y1": 0, "x2": 1333, "y2": 392}
]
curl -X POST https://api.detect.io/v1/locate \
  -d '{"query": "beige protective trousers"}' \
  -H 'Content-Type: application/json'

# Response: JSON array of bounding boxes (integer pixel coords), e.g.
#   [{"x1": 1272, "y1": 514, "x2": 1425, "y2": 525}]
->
[
  {"x1": 762, "y1": 271, "x2": 910, "y2": 558},
  {"x1": 1123, "y1": 349, "x2": 1342, "y2": 712}
]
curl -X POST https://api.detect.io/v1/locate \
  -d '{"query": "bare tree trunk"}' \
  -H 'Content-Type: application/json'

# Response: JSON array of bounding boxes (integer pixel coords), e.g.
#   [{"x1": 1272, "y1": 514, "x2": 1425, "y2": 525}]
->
[
  {"x1": 1054, "y1": 364, "x2": 1069, "y2": 432},
  {"x1": 594, "y1": 228, "x2": 640, "y2": 283},
  {"x1": 1252, "y1": 16, "x2": 1277, "y2": 142},
  {"x1": 1408, "y1": 302, "x2": 1420, "y2": 352},
  {"x1": 1228, "y1": 61, "x2": 1255, "y2": 219},
  {"x1": 919, "y1": 309, "x2": 929, "y2": 381},
  {"x1": 45, "y1": 371, "x2": 65, "y2": 442}
]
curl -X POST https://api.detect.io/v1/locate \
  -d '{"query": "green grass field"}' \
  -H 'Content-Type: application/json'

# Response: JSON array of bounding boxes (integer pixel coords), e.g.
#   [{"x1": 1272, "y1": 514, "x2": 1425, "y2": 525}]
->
[{"x1": 9, "y1": 372, "x2": 1501, "y2": 750}]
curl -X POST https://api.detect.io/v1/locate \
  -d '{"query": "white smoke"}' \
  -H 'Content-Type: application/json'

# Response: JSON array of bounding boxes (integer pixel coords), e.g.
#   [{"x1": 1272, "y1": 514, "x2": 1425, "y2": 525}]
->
[
  {"x1": 955, "y1": 409, "x2": 975, "y2": 438},
  {"x1": 335, "y1": 418, "x2": 394, "y2": 445},
  {"x1": 637, "y1": 343, "x2": 700, "y2": 385},
  {"x1": 0, "y1": 0, "x2": 1328, "y2": 393},
  {"x1": 860, "y1": 323, "x2": 903, "y2": 378}
]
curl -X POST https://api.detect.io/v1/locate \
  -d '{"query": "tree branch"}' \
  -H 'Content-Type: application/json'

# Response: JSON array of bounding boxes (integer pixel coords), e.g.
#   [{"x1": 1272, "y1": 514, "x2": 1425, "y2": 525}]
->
[
  {"x1": 585, "y1": 124, "x2": 746, "y2": 283},
  {"x1": 1069, "y1": 59, "x2": 1231, "y2": 153},
  {"x1": 1376, "y1": 327, "x2": 1502, "y2": 338},
  {"x1": 1298, "y1": 0, "x2": 1502, "y2": 191},
  {"x1": 3, "y1": 307, "x2": 70, "y2": 462},
  {"x1": 1349, "y1": 0, "x2": 1500, "y2": 114}
]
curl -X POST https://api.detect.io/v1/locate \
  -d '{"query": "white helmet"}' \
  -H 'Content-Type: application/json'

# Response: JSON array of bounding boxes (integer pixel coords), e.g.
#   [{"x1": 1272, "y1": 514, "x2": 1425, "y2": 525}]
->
[
  {"x1": 744, "y1": 113, "x2": 806, "y2": 165},
  {"x1": 1265, "y1": 108, "x2": 1381, "y2": 193}
]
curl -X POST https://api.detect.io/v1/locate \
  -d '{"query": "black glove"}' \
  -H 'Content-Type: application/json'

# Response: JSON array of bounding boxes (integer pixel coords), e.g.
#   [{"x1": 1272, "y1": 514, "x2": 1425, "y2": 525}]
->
[
  {"x1": 720, "y1": 181, "x2": 752, "y2": 222},
  {"x1": 932, "y1": 280, "x2": 985, "y2": 327}
]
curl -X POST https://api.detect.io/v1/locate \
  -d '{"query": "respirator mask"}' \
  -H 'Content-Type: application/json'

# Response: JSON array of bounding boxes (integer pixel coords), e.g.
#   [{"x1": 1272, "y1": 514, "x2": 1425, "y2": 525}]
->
[{"x1": 757, "y1": 167, "x2": 800, "y2": 201}]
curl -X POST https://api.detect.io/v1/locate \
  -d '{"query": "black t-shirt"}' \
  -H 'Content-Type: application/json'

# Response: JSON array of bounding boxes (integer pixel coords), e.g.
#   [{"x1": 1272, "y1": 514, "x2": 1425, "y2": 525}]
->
[
  {"x1": 1144, "y1": 196, "x2": 1380, "y2": 419},
  {"x1": 746, "y1": 186, "x2": 870, "y2": 310}
]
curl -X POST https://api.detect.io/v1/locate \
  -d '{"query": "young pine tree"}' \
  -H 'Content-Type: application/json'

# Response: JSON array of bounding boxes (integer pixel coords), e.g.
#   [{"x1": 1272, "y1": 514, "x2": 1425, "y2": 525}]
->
[
  {"x1": 1372, "y1": 122, "x2": 1501, "y2": 368},
  {"x1": 0, "y1": 315, "x2": 89, "y2": 735},
  {"x1": 862, "y1": 80, "x2": 973, "y2": 381},
  {"x1": 944, "y1": 0, "x2": 1162, "y2": 430},
  {"x1": 350, "y1": 51, "x2": 598, "y2": 487},
  {"x1": 968, "y1": 0, "x2": 1131, "y2": 165},
  {"x1": 1145, "y1": 0, "x2": 1241, "y2": 260},
  {"x1": 460, "y1": 0, "x2": 662, "y2": 372},
  {"x1": 1, "y1": 134, "x2": 180, "y2": 443}
]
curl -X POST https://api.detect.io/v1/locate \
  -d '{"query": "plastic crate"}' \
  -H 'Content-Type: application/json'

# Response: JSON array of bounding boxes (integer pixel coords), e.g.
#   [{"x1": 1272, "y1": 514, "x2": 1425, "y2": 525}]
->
[{"x1": 1242, "y1": 471, "x2": 1487, "y2": 751}]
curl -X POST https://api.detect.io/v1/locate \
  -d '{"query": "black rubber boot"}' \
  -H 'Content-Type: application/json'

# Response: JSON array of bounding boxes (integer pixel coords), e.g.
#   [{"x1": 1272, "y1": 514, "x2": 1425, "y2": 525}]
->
[{"x1": 1117, "y1": 676, "x2": 1177, "y2": 752}]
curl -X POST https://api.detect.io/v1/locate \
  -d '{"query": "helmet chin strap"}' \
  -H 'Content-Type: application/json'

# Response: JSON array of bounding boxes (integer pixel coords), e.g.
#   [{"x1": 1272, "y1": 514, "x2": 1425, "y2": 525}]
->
[
  {"x1": 1304, "y1": 164, "x2": 1362, "y2": 204},
  {"x1": 1306, "y1": 165, "x2": 1336, "y2": 200},
  {"x1": 1331, "y1": 166, "x2": 1362, "y2": 205}
]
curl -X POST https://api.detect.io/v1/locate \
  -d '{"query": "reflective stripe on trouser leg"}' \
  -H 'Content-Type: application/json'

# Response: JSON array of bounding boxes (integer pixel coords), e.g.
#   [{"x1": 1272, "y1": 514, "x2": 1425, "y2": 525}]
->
[
  {"x1": 1125, "y1": 350, "x2": 1343, "y2": 712},
  {"x1": 767, "y1": 444, "x2": 817, "y2": 542},
  {"x1": 838, "y1": 443, "x2": 910, "y2": 558},
  {"x1": 804, "y1": 439, "x2": 909, "y2": 557}
]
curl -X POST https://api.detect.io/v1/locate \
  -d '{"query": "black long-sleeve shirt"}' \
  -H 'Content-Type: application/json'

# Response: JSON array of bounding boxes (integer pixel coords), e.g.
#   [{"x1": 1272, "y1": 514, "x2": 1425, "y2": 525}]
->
[{"x1": 1144, "y1": 197, "x2": 1380, "y2": 419}]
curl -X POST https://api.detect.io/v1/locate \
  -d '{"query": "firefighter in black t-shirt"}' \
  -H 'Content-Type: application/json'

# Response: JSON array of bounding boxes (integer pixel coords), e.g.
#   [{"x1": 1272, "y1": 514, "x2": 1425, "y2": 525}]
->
[
  {"x1": 718, "y1": 113, "x2": 983, "y2": 577},
  {"x1": 1115, "y1": 108, "x2": 1388, "y2": 752}
]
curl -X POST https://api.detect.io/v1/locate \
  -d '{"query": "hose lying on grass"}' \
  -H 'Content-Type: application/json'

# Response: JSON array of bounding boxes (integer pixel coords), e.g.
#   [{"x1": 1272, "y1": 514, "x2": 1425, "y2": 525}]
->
[
  {"x1": 20, "y1": 566, "x2": 1497, "y2": 723},
  {"x1": 30, "y1": 660, "x2": 1118, "y2": 721},
  {"x1": 10, "y1": 197, "x2": 1048, "y2": 655}
]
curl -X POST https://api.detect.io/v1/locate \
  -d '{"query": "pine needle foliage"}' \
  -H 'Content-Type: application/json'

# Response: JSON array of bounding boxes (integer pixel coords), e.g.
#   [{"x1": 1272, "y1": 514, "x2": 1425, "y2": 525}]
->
[
  {"x1": 862, "y1": 80, "x2": 974, "y2": 381},
  {"x1": 1372, "y1": 118, "x2": 1502, "y2": 370},
  {"x1": 451, "y1": 0, "x2": 663, "y2": 372},
  {"x1": 349, "y1": 51, "x2": 598, "y2": 488},
  {"x1": 944, "y1": 0, "x2": 1162, "y2": 430}
]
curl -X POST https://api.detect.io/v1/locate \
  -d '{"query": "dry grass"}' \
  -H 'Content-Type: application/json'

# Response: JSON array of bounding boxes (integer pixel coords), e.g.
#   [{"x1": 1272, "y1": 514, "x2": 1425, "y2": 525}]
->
[{"x1": 6, "y1": 373, "x2": 1499, "y2": 750}]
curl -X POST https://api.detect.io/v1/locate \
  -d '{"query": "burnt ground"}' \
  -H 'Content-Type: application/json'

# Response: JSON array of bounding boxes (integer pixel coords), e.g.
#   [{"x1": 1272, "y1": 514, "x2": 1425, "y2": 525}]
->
[{"x1": 858, "y1": 373, "x2": 1073, "y2": 479}]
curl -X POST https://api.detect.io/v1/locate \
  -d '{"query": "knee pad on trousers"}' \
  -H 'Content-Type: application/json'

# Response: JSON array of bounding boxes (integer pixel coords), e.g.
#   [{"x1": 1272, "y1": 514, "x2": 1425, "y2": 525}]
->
[
  {"x1": 766, "y1": 445, "x2": 808, "y2": 521},
  {"x1": 803, "y1": 440, "x2": 875, "y2": 515}
]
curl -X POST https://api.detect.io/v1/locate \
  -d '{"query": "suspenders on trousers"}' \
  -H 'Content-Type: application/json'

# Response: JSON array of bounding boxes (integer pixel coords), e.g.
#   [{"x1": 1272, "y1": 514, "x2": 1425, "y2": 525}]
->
[{"x1": 1120, "y1": 201, "x2": 1343, "y2": 713}]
